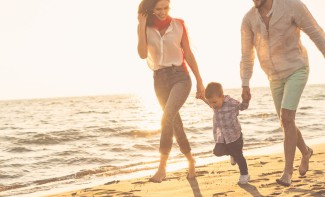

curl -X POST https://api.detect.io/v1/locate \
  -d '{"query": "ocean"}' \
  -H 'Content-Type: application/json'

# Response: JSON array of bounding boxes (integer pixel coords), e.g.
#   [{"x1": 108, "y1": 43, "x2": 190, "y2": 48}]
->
[{"x1": 1, "y1": 84, "x2": 324, "y2": 197}]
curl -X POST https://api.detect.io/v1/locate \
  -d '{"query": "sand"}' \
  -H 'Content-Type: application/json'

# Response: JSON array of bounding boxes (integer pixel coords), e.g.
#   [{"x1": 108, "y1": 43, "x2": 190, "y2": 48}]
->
[{"x1": 46, "y1": 143, "x2": 325, "y2": 197}]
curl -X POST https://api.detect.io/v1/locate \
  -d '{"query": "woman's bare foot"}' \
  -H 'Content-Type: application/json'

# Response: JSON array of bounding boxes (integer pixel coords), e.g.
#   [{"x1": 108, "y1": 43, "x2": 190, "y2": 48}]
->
[
  {"x1": 187, "y1": 159, "x2": 196, "y2": 179},
  {"x1": 149, "y1": 168, "x2": 166, "y2": 183},
  {"x1": 149, "y1": 154, "x2": 168, "y2": 183},
  {"x1": 276, "y1": 171, "x2": 292, "y2": 187},
  {"x1": 299, "y1": 147, "x2": 313, "y2": 176}
]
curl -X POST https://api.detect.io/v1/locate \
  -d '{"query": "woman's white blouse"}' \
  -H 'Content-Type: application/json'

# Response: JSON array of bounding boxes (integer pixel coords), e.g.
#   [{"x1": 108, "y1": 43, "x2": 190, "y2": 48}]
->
[{"x1": 146, "y1": 19, "x2": 184, "y2": 71}]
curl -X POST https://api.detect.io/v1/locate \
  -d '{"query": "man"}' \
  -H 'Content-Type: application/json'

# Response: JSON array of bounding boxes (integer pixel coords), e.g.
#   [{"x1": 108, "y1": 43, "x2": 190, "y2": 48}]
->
[{"x1": 240, "y1": 0, "x2": 325, "y2": 186}]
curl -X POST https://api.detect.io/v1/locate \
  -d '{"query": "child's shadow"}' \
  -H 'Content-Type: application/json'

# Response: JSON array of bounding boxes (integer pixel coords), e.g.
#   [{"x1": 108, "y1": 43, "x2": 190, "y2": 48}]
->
[
  {"x1": 239, "y1": 183, "x2": 265, "y2": 197},
  {"x1": 187, "y1": 177, "x2": 203, "y2": 197}
]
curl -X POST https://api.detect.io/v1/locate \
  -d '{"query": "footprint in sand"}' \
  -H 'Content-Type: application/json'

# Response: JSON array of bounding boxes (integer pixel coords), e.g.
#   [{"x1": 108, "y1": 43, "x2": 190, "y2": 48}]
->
[
  {"x1": 271, "y1": 156, "x2": 281, "y2": 159},
  {"x1": 313, "y1": 170, "x2": 324, "y2": 175},
  {"x1": 259, "y1": 182, "x2": 279, "y2": 188},
  {"x1": 315, "y1": 190, "x2": 325, "y2": 196},
  {"x1": 165, "y1": 176, "x2": 181, "y2": 181},
  {"x1": 249, "y1": 178, "x2": 269, "y2": 183},
  {"x1": 311, "y1": 183, "x2": 325, "y2": 190},
  {"x1": 104, "y1": 180, "x2": 120, "y2": 185},
  {"x1": 270, "y1": 191, "x2": 282, "y2": 196},
  {"x1": 173, "y1": 172, "x2": 183, "y2": 176},
  {"x1": 132, "y1": 181, "x2": 147, "y2": 184},
  {"x1": 295, "y1": 183, "x2": 307, "y2": 187},
  {"x1": 130, "y1": 189, "x2": 141, "y2": 192},
  {"x1": 260, "y1": 170, "x2": 282, "y2": 177},
  {"x1": 247, "y1": 158, "x2": 259, "y2": 161},
  {"x1": 291, "y1": 179, "x2": 301, "y2": 183},
  {"x1": 213, "y1": 190, "x2": 235, "y2": 196},
  {"x1": 196, "y1": 170, "x2": 209, "y2": 176},
  {"x1": 252, "y1": 161, "x2": 269, "y2": 167},
  {"x1": 212, "y1": 170, "x2": 225, "y2": 174}
]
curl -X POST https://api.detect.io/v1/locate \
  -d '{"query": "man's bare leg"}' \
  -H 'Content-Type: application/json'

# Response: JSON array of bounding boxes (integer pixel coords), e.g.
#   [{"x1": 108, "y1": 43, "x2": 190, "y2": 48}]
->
[
  {"x1": 185, "y1": 152, "x2": 196, "y2": 179},
  {"x1": 296, "y1": 127, "x2": 308, "y2": 155},
  {"x1": 296, "y1": 127, "x2": 313, "y2": 175},
  {"x1": 149, "y1": 154, "x2": 168, "y2": 183},
  {"x1": 277, "y1": 108, "x2": 297, "y2": 186}
]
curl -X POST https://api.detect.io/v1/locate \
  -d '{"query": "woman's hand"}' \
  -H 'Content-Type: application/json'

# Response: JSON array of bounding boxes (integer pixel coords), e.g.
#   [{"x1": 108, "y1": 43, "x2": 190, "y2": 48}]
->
[
  {"x1": 138, "y1": 13, "x2": 147, "y2": 26},
  {"x1": 195, "y1": 82, "x2": 205, "y2": 100}
]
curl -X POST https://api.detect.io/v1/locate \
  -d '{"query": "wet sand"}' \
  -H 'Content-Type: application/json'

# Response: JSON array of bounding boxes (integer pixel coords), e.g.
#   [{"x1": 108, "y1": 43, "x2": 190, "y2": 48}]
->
[{"x1": 46, "y1": 143, "x2": 325, "y2": 197}]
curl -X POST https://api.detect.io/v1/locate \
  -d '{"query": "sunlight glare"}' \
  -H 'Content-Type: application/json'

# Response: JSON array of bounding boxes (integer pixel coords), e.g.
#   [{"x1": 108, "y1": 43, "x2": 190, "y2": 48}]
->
[{"x1": 136, "y1": 89, "x2": 162, "y2": 130}]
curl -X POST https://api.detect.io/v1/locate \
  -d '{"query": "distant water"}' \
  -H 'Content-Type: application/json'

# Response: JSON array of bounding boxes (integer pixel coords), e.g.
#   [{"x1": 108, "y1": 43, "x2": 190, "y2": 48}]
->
[{"x1": 0, "y1": 84, "x2": 324, "y2": 196}]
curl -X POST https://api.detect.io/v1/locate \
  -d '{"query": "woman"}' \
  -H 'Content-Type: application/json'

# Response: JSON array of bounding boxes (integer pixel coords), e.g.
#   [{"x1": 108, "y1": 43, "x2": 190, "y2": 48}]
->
[{"x1": 137, "y1": 0, "x2": 205, "y2": 182}]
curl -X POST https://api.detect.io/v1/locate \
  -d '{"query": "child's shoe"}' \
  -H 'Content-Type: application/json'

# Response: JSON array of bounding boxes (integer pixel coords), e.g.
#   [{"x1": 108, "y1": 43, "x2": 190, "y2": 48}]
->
[
  {"x1": 230, "y1": 156, "x2": 236, "y2": 165},
  {"x1": 238, "y1": 174, "x2": 250, "y2": 184}
]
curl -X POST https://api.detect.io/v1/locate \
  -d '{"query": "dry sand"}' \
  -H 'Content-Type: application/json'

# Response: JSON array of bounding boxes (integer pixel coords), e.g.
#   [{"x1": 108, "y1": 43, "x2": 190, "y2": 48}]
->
[{"x1": 46, "y1": 143, "x2": 325, "y2": 197}]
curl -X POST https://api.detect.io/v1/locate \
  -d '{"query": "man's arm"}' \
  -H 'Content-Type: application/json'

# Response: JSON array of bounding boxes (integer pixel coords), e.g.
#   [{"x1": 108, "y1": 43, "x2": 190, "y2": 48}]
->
[
  {"x1": 240, "y1": 15, "x2": 255, "y2": 87},
  {"x1": 293, "y1": 0, "x2": 325, "y2": 58},
  {"x1": 240, "y1": 15, "x2": 254, "y2": 101}
]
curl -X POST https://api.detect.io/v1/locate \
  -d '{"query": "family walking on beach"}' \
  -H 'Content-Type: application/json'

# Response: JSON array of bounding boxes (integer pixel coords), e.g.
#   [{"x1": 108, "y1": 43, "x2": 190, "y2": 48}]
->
[{"x1": 137, "y1": 0, "x2": 325, "y2": 187}]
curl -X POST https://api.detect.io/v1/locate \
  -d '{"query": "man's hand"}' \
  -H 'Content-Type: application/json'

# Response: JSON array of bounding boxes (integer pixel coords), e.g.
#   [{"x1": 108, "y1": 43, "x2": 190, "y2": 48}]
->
[{"x1": 242, "y1": 86, "x2": 251, "y2": 103}]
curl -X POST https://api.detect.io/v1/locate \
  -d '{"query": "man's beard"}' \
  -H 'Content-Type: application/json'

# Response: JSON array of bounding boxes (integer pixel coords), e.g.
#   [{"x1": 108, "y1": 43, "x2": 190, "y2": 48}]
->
[{"x1": 254, "y1": 0, "x2": 266, "y2": 8}]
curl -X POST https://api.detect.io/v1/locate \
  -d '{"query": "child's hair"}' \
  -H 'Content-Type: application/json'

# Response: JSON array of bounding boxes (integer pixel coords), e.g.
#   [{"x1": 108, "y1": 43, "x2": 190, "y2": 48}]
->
[{"x1": 205, "y1": 82, "x2": 224, "y2": 99}]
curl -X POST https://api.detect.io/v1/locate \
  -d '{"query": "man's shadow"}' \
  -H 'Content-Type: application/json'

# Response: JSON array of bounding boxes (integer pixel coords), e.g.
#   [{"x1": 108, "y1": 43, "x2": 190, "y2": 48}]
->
[
  {"x1": 187, "y1": 177, "x2": 203, "y2": 197},
  {"x1": 239, "y1": 183, "x2": 265, "y2": 197}
]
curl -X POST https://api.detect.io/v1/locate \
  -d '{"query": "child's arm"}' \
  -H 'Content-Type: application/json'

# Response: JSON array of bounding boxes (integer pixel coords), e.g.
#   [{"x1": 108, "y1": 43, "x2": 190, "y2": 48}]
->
[{"x1": 201, "y1": 97, "x2": 210, "y2": 106}]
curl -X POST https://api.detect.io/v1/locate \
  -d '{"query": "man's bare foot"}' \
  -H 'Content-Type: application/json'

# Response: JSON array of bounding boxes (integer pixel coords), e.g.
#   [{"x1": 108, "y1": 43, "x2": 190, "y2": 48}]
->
[
  {"x1": 276, "y1": 172, "x2": 292, "y2": 187},
  {"x1": 149, "y1": 168, "x2": 166, "y2": 183},
  {"x1": 187, "y1": 159, "x2": 196, "y2": 179},
  {"x1": 299, "y1": 147, "x2": 313, "y2": 176}
]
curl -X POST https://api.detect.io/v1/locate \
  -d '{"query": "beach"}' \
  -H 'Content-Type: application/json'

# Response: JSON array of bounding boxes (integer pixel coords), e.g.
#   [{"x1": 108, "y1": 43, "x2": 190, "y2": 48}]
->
[
  {"x1": 45, "y1": 143, "x2": 325, "y2": 197},
  {"x1": 1, "y1": 85, "x2": 324, "y2": 196},
  {"x1": 0, "y1": 85, "x2": 325, "y2": 197}
]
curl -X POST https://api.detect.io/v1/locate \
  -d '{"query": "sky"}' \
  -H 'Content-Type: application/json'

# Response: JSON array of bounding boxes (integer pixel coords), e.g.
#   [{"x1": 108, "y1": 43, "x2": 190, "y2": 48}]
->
[{"x1": 0, "y1": 0, "x2": 324, "y2": 100}]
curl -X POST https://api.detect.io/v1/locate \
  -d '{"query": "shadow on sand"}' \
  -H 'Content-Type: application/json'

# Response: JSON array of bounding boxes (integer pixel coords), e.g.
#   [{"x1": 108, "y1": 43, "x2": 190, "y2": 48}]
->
[
  {"x1": 239, "y1": 183, "x2": 266, "y2": 197},
  {"x1": 187, "y1": 177, "x2": 203, "y2": 197}
]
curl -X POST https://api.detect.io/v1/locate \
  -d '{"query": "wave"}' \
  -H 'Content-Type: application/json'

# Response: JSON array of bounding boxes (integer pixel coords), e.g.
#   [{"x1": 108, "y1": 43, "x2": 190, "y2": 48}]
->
[
  {"x1": 132, "y1": 144, "x2": 156, "y2": 151},
  {"x1": 0, "y1": 158, "x2": 162, "y2": 194},
  {"x1": 15, "y1": 129, "x2": 97, "y2": 145},
  {"x1": 5, "y1": 147, "x2": 32, "y2": 153},
  {"x1": 299, "y1": 106, "x2": 313, "y2": 110},
  {"x1": 76, "y1": 111, "x2": 110, "y2": 114},
  {"x1": 246, "y1": 113, "x2": 277, "y2": 119},
  {"x1": 116, "y1": 129, "x2": 160, "y2": 138}
]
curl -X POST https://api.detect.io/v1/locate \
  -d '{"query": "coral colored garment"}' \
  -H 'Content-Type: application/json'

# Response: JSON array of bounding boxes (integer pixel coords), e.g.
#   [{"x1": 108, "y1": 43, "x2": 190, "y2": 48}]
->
[{"x1": 152, "y1": 15, "x2": 172, "y2": 31}]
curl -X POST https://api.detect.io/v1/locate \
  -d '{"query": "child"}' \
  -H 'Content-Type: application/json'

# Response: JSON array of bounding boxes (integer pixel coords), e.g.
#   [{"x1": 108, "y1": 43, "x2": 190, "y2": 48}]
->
[{"x1": 204, "y1": 82, "x2": 251, "y2": 184}]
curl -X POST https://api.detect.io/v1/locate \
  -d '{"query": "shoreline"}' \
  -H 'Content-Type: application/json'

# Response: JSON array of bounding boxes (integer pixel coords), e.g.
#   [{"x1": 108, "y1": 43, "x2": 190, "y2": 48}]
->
[
  {"x1": 45, "y1": 139, "x2": 325, "y2": 197},
  {"x1": 10, "y1": 136, "x2": 325, "y2": 197}
]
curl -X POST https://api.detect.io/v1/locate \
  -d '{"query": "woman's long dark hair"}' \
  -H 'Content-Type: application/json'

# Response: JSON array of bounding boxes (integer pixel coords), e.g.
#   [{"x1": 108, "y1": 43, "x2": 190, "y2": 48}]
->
[{"x1": 138, "y1": 0, "x2": 169, "y2": 27}]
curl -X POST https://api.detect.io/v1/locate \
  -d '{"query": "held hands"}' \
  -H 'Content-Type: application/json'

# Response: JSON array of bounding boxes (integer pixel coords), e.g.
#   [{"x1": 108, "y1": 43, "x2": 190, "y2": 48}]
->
[
  {"x1": 195, "y1": 82, "x2": 205, "y2": 100},
  {"x1": 242, "y1": 86, "x2": 251, "y2": 103}
]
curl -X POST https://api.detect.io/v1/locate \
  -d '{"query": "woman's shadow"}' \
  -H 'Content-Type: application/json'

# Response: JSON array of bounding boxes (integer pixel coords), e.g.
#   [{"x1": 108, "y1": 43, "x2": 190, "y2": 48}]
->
[
  {"x1": 187, "y1": 177, "x2": 203, "y2": 197},
  {"x1": 239, "y1": 183, "x2": 265, "y2": 197}
]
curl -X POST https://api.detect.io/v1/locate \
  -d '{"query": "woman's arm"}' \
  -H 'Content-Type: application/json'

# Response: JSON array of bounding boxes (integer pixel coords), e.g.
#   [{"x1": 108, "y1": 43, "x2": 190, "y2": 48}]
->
[
  {"x1": 137, "y1": 13, "x2": 148, "y2": 59},
  {"x1": 180, "y1": 23, "x2": 205, "y2": 99}
]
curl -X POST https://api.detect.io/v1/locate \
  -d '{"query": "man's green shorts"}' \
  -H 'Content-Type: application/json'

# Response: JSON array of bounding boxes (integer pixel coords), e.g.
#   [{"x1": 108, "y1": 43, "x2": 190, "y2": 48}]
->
[{"x1": 269, "y1": 67, "x2": 309, "y2": 116}]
